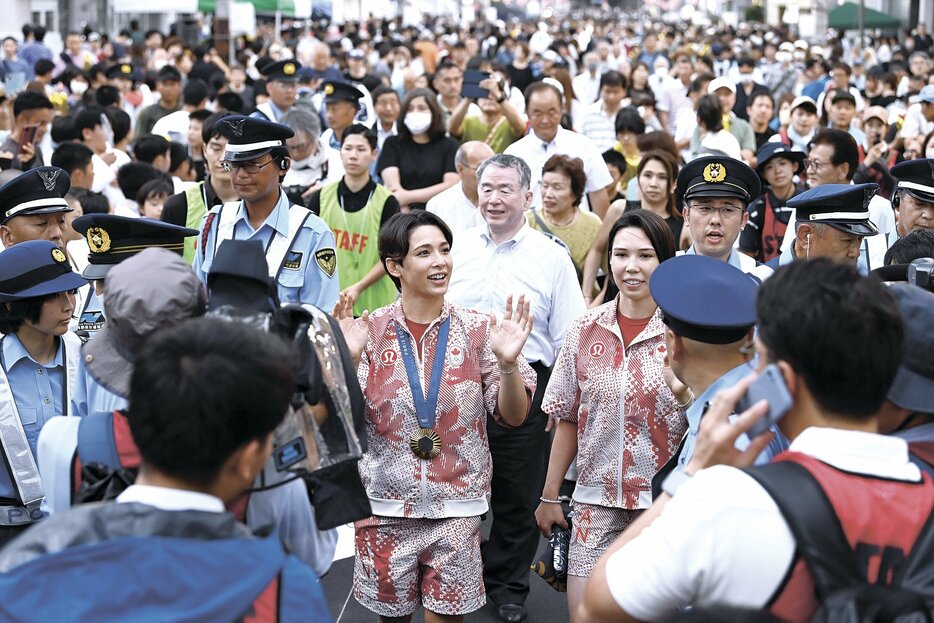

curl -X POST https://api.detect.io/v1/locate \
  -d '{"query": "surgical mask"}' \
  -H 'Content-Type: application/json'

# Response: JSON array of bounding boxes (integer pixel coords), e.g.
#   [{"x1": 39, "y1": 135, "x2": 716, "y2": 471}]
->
[
  {"x1": 70, "y1": 80, "x2": 88, "y2": 95},
  {"x1": 776, "y1": 51, "x2": 792, "y2": 64},
  {"x1": 740, "y1": 74, "x2": 754, "y2": 84},
  {"x1": 793, "y1": 50, "x2": 806, "y2": 62},
  {"x1": 291, "y1": 148, "x2": 328, "y2": 172},
  {"x1": 404, "y1": 111, "x2": 432, "y2": 135},
  {"x1": 587, "y1": 62, "x2": 599, "y2": 73}
]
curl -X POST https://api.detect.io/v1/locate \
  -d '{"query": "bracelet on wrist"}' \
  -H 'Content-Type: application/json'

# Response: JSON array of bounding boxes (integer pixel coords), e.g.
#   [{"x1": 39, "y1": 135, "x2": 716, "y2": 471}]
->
[
  {"x1": 498, "y1": 362, "x2": 518, "y2": 375},
  {"x1": 539, "y1": 496, "x2": 562, "y2": 504},
  {"x1": 676, "y1": 389, "x2": 694, "y2": 409}
]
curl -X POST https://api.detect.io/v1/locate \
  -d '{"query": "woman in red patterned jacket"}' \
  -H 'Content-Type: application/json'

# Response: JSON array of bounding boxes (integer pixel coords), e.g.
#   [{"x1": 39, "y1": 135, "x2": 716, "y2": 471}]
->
[
  {"x1": 534, "y1": 209, "x2": 691, "y2": 621},
  {"x1": 334, "y1": 210, "x2": 537, "y2": 623}
]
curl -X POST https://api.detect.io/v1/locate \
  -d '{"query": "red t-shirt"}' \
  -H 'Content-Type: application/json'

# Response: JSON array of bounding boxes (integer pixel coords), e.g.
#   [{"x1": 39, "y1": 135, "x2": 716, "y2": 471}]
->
[
  {"x1": 617, "y1": 313, "x2": 653, "y2": 348},
  {"x1": 405, "y1": 319, "x2": 431, "y2": 358}
]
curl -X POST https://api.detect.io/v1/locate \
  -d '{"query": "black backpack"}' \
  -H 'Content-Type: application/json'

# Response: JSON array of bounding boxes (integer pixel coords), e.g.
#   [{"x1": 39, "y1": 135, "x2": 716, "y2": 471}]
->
[{"x1": 744, "y1": 461, "x2": 934, "y2": 623}]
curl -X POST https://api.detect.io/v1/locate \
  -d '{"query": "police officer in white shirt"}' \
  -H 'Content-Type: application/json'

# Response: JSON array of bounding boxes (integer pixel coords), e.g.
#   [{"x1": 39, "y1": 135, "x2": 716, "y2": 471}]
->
[
  {"x1": 447, "y1": 153, "x2": 585, "y2": 623},
  {"x1": 504, "y1": 81, "x2": 613, "y2": 218}
]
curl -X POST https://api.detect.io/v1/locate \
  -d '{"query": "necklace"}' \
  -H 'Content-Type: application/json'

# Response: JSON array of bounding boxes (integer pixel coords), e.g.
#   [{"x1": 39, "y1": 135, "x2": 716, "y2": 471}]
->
[{"x1": 542, "y1": 208, "x2": 579, "y2": 228}]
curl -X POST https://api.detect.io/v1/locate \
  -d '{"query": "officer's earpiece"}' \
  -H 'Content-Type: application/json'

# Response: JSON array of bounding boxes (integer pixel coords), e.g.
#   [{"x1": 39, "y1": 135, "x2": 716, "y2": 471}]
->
[
  {"x1": 279, "y1": 158, "x2": 289, "y2": 171},
  {"x1": 806, "y1": 233, "x2": 811, "y2": 247},
  {"x1": 892, "y1": 188, "x2": 901, "y2": 208}
]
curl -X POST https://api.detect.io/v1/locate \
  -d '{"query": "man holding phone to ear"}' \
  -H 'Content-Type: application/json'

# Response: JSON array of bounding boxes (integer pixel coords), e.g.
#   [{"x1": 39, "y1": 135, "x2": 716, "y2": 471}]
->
[
  {"x1": 578, "y1": 259, "x2": 928, "y2": 623},
  {"x1": 0, "y1": 91, "x2": 53, "y2": 172}
]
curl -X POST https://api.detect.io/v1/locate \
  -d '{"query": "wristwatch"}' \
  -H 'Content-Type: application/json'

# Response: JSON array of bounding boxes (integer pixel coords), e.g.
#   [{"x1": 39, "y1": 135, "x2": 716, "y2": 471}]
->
[{"x1": 661, "y1": 469, "x2": 693, "y2": 497}]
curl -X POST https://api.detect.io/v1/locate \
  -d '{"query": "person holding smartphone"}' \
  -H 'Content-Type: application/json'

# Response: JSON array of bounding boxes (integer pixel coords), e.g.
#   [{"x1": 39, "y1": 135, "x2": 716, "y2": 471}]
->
[
  {"x1": 449, "y1": 70, "x2": 526, "y2": 154},
  {"x1": 648, "y1": 254, "x2": 789, "y2": 476},
  {"x1": 0, "y1": 91, "x2": 53, "y2": 172}
]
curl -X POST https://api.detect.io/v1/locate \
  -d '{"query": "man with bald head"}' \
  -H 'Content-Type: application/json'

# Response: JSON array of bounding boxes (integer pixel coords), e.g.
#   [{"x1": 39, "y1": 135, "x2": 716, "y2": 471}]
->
[{"x1": 426, "y1": 141, "x2": 495, "y2": 232}]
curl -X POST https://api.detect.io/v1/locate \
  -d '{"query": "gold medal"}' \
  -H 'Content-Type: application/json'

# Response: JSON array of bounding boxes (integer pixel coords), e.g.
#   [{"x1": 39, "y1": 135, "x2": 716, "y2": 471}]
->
[{"x1": 410, "y1": 428, "x2": 442, "y2": 460}]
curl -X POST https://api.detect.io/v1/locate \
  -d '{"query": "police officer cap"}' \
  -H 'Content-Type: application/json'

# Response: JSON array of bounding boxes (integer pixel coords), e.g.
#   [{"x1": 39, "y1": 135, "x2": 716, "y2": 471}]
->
[
  {"x1": 886, "y1": 284, "x2": 934, "y2": 413},
  {"x1": 207, "y1": 239, "x2": 278, "y2": 312},
  {"x1": 649, "y1": 255, "x2": 758, "y2": 345},
  {"x1": 755, "y1": 143, "x2": 806, "y2": 177},
  {"x1": 0, "y1": 240, "x2": 87, "y2": 302},
  {"x1": 0, "y1": 166, "x2": 72, "y2": 225},
  {"x1": 71, "y1": 213, "x2": 198, "y2": 280},
  {"x1": 215, "y1": 114, "x2": 295, "y2": 162},
  {"x1": 261, "y1": 59, "x2": 302, "y2": 83},
  {"x1": 104, "y1": 62, "x2": 142, "y2": 82},
  {"x1": 677, "y1": 156, "x2": 761, "y2": 205},
  {"x1": 786, "y1": 183, "x2": 880, "y2": 237},
  {"x1": 891, "y1": 158, "x2": 934, "y2": 204},
  {"x1": 322, "y1": 81, "x2": 364, "y2": 105}
]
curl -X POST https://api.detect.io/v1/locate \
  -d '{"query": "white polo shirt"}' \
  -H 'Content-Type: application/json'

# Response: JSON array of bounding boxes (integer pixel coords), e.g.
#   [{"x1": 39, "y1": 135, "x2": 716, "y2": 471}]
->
[{"x1": 425, "y1": 182, "x2": 485, "y2": 233}]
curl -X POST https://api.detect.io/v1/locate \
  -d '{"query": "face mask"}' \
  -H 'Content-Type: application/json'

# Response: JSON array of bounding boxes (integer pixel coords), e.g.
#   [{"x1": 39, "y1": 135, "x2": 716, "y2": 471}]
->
[
  {"x1": 776, "y1": 51, "x2": 792, "y2": 64},
  {"x1": 404, "y1": 111, "x2": 432, "y2": 135},
  {"x1": 70, "y1": 80, "x2": 88, "y2": 95},
  {"x1": 291, "y1": 148, "x2": 328, "y2": 171},
  {"x1": 587, "y1": 63, "x2": 599, "y2": 73},
  {"x1": 793, "y1": 50, "x2": 806, "y2": 62},
  {"x1": 740, "y1": 74, "x2": 754, "y2": 84}
]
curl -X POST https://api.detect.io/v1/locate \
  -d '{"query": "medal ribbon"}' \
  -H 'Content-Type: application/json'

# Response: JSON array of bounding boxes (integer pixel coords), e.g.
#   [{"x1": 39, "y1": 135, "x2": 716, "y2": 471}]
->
[{"x1": 394, "y1": 316, "x2": 450, "y2": 430}]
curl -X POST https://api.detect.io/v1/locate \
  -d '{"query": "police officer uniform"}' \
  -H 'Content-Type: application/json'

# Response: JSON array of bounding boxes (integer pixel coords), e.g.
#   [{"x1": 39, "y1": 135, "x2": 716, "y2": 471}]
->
[
  {"x1": 890, "y1": 158, "x2": 934, "y2": 239},
  {"x1": 319, "y1": 81, "x2": 366, "y2": 184},
  {"x1": 251, "y1": 60, "x2": 302, "y2": 122},
  {"x1": 676, "y1": 156, "x2": 774, "y2": 282},
  {"x1": 649, "y1": 255, "x2": 789, "y2": 496},
  {"x1": 767, "y1": 183, "x2": 880, "y2": 269},
  {"x1": 0, "y1": 239, "x2": 87, "y2": 538},
  {"x1": 194, "y1": 115, "x2": 340, "y2": 310},
  {"x1": 0, "y1": 167, "x2": 80, "y2": 320},
  {"x1": 70, "y1": 214, "x2": 198, "y2": 342}
]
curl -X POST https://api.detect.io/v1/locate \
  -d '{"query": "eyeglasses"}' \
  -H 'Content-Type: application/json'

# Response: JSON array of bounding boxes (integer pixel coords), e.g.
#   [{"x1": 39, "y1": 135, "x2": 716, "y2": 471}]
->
[
  {"x1": 689, "y1": 205, "x2": 744, "y2": 219},
  {"x1": 804, "y1": 159, "x2": 831, "y2": 171},
  {"x1": 223, "y1": 159, "x2": 276, "y2": 174}
]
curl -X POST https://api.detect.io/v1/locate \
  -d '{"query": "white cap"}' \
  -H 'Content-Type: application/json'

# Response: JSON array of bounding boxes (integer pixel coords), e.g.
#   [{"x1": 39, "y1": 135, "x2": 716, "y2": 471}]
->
[
  {"x1": 779, "y1": 41, "x2": 795, "y2": 52},
  {"x1": 708, "y1": 76, "x2": 736, "y2": 95},
  {"x1": 790, "y1": 95, "x2": 818, "y2": 114},
  {"x1": 794, "y1": 39, "x2": 809, "y2": 49}
]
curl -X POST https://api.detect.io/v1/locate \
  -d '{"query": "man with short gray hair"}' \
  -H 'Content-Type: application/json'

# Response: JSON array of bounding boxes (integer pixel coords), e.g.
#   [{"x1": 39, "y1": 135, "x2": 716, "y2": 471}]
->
[
  {"x1": 426, "y1": 141, "x2": 494, "y2": 232},
  {"x1": 448, "y1": 152, "x2": 585, "y2": 623}
]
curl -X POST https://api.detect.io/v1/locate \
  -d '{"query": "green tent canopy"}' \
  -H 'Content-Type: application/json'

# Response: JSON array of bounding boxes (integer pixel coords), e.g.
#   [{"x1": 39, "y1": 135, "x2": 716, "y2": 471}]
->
[
  {"x1": 827, "y1": 2, "x2": 901, "y2": 31},
  {"x1": 197, "y1": 0, "x2": 298, "y2": 14}
]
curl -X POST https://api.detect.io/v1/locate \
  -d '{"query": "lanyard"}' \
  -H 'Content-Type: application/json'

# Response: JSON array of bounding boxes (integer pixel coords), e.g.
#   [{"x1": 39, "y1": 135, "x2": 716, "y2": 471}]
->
[{"x1": 394, "y1": 317, "x2": 450, "y2": 430}]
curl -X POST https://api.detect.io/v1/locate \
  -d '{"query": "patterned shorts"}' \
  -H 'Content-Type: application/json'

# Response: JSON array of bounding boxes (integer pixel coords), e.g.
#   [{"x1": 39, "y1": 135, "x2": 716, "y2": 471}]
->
[
  {"x1": 353, "y1": 515, "x2": 486, "y2": 617},
  {"x1": 568, "y1": 502, "x2": 641, "y2": 577}
]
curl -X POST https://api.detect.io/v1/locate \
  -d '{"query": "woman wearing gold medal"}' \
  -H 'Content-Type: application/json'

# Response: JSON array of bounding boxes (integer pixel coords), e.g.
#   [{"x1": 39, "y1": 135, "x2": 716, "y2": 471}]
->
[{"x1": 334, "y1": 210, "x2": 537, "y2": 623}]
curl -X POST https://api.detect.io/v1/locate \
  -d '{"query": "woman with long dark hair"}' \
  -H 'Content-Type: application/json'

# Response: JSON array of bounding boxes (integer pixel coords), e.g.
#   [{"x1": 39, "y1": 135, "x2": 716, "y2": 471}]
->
[{"x1": 535, "y1": 210, "x2": 689, "y2": 622}]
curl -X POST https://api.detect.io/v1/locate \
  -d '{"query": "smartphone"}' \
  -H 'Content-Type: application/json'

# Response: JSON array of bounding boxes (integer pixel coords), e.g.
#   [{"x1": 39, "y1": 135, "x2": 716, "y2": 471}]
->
[
  {"x1": 18, "y1": 124, "x2": 38, "y2": 151},
  {"x1": 462, "y1": 69, "x2": 490, "y2": 100},
  {"x1": 736, "y1": 364, "x2": 793, "y2": 437}
]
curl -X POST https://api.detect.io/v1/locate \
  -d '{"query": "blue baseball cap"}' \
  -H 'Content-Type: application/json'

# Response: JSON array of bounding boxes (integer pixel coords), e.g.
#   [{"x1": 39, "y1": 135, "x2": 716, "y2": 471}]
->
[
  {"x1": 650, "y1": 255, "x2": 758, "y2": 344},
  {"x1": 0, "y1": 240, "x2": 87, "y2": 301}
]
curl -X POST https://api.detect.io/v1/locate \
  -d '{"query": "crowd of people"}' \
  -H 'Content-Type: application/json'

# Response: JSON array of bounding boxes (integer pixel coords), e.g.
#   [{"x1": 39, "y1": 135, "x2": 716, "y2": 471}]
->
[{"x1": 0, "y1": 8, "x2": 930, "y2": 622}]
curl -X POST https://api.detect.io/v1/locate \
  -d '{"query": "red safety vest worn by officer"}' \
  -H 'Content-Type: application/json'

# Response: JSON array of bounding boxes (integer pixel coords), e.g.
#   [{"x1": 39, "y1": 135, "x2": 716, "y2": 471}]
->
[{"x1": 769, "y1": 451, "x2": 934, "y2": 622}]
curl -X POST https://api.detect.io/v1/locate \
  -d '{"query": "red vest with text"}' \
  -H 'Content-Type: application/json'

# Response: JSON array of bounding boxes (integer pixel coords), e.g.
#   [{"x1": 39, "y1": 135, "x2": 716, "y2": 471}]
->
[{"x1": 769, "y1": 451, "x2": 934, "y2": 622}]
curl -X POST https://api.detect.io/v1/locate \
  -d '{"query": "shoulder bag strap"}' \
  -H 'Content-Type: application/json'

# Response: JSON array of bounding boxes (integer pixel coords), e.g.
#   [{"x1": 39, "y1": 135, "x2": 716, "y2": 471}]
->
[
  {"x1": 743, "y1": 461, "x2": 865, "y2": 597},
  {"x1": 76, "y1": 411, "x2": 121, "y2": 468}
]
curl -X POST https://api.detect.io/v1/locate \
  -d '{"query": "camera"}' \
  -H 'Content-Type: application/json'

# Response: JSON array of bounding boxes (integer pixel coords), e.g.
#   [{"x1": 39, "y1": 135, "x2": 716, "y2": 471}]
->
[{"x1": 908, "y1": 257, "x2": 934, "y2": 291}]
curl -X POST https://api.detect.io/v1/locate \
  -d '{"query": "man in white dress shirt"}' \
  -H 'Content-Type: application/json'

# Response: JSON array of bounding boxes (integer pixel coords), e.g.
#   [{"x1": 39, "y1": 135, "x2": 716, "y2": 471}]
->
[
  {"x1": 505, "y1": 82, "x2": 613, "y2": 218},
  {"x1": 426, "y1": 141, "x2": 493, "y2": 233},
  {"x1": 447, "y1": 153, "x2": 585, "y2": 622}
]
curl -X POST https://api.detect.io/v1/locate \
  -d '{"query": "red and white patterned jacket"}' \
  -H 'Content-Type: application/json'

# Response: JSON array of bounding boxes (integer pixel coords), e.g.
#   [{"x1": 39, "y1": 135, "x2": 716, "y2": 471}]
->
[
  {"x1": 542, "y1": 301, "x2": 687, "y2": 509},
  {"x1": 357, "y1": 300, "x2": 536, "y2": 519}
]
